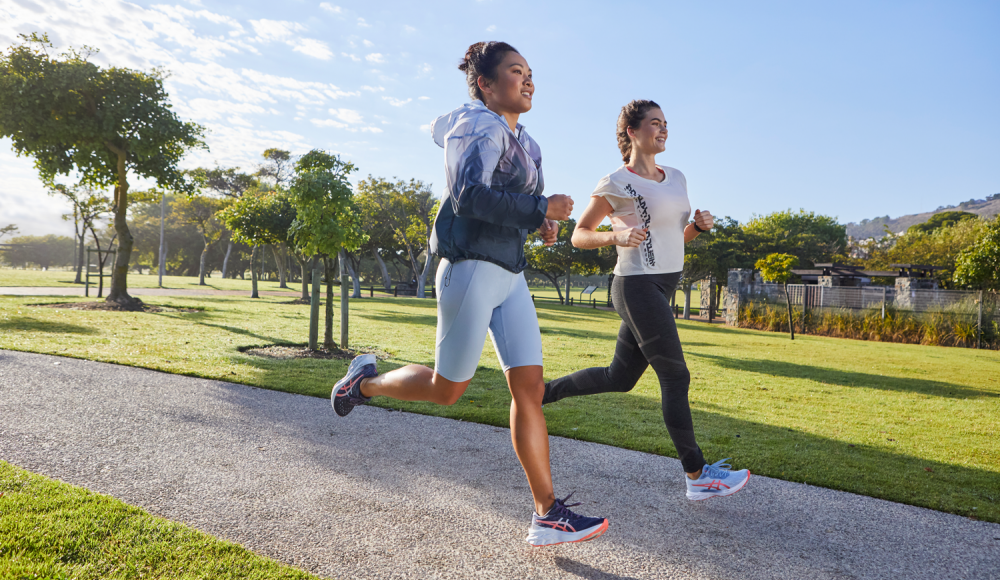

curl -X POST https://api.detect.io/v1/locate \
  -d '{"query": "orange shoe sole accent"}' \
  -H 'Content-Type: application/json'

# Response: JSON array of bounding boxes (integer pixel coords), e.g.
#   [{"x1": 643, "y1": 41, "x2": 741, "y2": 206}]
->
[
  {"x1": 531, "y1": 519, "x2": 609, "y2": 548},
  {"x1": 689, "y1": 470, "x2": 751, "y2": 501}
]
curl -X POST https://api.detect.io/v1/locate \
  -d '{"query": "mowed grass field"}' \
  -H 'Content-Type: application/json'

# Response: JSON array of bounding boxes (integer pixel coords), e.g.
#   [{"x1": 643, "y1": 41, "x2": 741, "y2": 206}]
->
[
  {"x1": 0, "y1": 462, "x2": 320, "y2": 579},
  {"x1": 1, "y1": 290, "x2": 997, "y2": 524}
]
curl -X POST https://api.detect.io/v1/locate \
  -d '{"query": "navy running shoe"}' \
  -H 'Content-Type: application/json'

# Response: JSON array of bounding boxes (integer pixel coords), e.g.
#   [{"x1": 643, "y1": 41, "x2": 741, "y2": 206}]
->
[
  {"x1": 525, "y1": 493, "x2": 608, "y2": 547},
  {"x1": 685, "y1": 458, "x2": 750, "y2": 501},
  {"x1": 332, "y1": 354, "x2": 377, "y2": 417}
]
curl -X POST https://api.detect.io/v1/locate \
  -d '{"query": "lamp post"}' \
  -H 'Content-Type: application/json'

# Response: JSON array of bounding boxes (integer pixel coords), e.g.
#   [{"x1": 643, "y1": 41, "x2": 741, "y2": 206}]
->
[{"x1": 158, "y1": 191, "x2": 166, "y2": 287}]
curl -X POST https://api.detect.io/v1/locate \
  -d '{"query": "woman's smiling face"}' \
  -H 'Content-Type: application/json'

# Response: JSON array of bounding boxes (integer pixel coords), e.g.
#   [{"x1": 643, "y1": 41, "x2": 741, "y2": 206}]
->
[
  {"x1": 628, "y1": 108, "x2": 668, "y2": 156},
  {"x1": 480, "y1": 51, "x2": 533, "y2": 114}
]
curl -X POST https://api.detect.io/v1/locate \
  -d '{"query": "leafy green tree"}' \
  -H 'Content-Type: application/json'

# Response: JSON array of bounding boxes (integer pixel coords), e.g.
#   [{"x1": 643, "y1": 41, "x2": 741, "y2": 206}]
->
[
  {"x1": 908, "y1": 211, "x2": 978, "y2": 234},
  {"x1": 218, "y1": 191, "x2": 295, "y2": 298},
  {"x1": 0, "y1": 235, "x2": 75, "y2": 269},
  {"x1": 863, "y1": 218, "x2": 986, "y2": 288},
  {"x1": 525, "y1": 219, "x2": 600, "y2": 304},
  {"x1": 187, "y1": 166, "x2": 258, "y2": 278},
  {"x1": 354, "y1": 186, "x2": 400, "y2": 291},
  {"x1": 0, "y1": 224, "x2": 18, "y2": 242},
  {"x1": 355, "y1": 176, "x2": 438, "y2": 297},
  {"x1": 257, "y1": 148, "x2": 295, "y2": 189},
  {"x1": 47, "y1": 183, "x2": 113, "y2": 283},
  {"x1": 743, "y1": 209, "x2": 846, "y2": 266},
  {"x1": 288, "y1": 150, "x2": 366, "y2": 350},
  {"x1": 174, "y1": 195, "x2": 229, "y2": 286},
  {"x1": 954, "y1": 217, "x2": 1000, "y2": 291},
  {"x1": 755, "y1": 252, "x2": 800, "y2": 340},
  {"x1": 0, "y1": 33, "x2": 206, "y2": 308},
  {"x1": 680, "y1": 233, "x2": 717, "y2": 319}
]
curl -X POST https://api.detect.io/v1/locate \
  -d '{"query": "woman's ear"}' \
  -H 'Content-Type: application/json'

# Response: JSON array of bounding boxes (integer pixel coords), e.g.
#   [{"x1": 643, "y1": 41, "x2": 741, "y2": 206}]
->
[
  {"x1": 477, "y1": 75, "x2": 491, "y2": 97},
  {"x1": 626, "y1": 126, "x2": 635, "y2": 140}
]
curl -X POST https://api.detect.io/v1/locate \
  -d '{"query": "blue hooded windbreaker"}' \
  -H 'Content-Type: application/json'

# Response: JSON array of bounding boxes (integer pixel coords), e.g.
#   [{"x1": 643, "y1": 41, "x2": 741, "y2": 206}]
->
[{"x1": 428, "y1": 101, "x2": 549, "y2": 274}]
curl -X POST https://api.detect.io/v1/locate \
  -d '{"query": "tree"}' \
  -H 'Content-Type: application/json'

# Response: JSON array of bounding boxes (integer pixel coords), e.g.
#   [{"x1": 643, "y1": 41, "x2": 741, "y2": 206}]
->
[
  {"x1": 525, "y1": 219, "x2": 600, "y2": 304},
  {"x1": 0, "y1": 224, "x2": 19, "y2": 243},
  {"x1": 755, "y1": 253, "x2": 799, "y2": 340},
  {"x1": 257, "y1": 148, "x2": 294, "y2": 189},
  {"x1": 187, "y1": 166, "x2": 258, "y2": 278},
  {"x1": 863, "y1": 218, "x2": 986, "y2": 288},
  {"x1": 680, "y1": 233, "x2": 716, "y2": 319},
  {"x1": 743, "y1": 209, "x2": 846, "y2": 266},
  {"x1": 954, "y1": 218, "x2": 1000, "y2": 291},
  {"x1": 47, "y1": 183, "x2": 113, "y2": 283},
  {"x1": 0, "y1": 235, "x2": 75, "y2": 269},
  {"x1": 908, "y1": 211, "x2": 978, "y2": 235},
  {"x1": 174, "y1": 195, "x2": 229, "y2": 285},
  {"x1": 697, "y1": 217, "x2": 753, "y2": 315},
  {"x1": 355, "y1": 176, "x2": 438, "y2": 298},
  {"x1": 0, "y1": 33, "x2": 206, "y2": 308},
  {"x1": 218, "y1": 190, "x2": 295, "y2": 298},
  {"x1": 287, "y1": 150, "x2": 366, "y2": 350}
]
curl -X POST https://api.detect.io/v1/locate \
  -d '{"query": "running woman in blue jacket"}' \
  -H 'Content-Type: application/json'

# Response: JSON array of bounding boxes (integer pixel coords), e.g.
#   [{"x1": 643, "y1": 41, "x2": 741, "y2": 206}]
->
[
  {"x1": 332, "y1": 41, "x2": 608, "y2": 547},
  {"x1": 543, "y1": 99, "x2": 750, "y2": 501}
]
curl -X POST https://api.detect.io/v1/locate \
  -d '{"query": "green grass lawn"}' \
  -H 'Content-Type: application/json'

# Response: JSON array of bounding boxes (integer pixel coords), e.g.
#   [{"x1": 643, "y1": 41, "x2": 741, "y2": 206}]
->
[
  {"x1": 0, "y1": 462, "x2": 319, "y2": 580},
  {"x1": 1, "y1": 293, "x2": 997, "y2": 526}
]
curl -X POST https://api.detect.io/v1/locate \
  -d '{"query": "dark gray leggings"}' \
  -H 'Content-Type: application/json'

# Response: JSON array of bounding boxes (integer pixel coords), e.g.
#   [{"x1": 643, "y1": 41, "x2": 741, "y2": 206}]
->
[{"x1": 543, "y1": 271, "x2": 706, "y2": 473}]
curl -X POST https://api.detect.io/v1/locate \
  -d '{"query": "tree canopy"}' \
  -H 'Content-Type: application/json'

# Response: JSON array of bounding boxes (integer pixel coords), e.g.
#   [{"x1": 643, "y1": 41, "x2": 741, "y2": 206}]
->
[
  {"x1": 953, "y1": 218, "x2": 1000, "y2": 291},
  {"x1": 0, "y1": 33, "x2": 206, "y2": 306},
  {"x1": 288, "y1": 150, "x2": 365, "y2": 257},
  {"x1": 907, "y1": 211, "x2": 979, "y2": 235},
  {"x1": 743, "y1": 209, "x2": 846, "y2": 266}
]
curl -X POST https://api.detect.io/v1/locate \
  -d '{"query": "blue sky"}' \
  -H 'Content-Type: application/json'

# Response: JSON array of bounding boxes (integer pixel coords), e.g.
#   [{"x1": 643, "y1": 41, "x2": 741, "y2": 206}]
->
[{"x1": 2, "y1": 0, "x2": 998, "y2": 237}]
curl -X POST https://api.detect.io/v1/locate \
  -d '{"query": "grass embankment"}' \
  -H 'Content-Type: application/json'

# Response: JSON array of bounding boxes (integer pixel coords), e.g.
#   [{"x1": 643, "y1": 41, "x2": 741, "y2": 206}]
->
[
  {"x1": 0, "y1": 462, "x2": 319, "y2": 580},
  {"x1": 1, "y1": 294, "x2": 997, "y2": 524}
]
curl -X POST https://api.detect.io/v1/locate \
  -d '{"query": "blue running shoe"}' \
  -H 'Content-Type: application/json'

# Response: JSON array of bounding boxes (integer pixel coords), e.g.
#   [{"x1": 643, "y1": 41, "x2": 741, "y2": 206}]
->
[
  {"x1": 525, "y1": 493, "x2": 609, "y2": 547},
  {"x1": 332, "y1": 354, "x2": 377, "y2": 417},
  {"x1": 685, "y1": 458, "x2": 750, "y2": 501}
]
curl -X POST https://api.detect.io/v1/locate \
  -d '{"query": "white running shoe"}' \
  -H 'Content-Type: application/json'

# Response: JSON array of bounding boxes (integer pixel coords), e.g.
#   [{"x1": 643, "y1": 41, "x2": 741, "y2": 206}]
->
[{"x1": 685, "y1": 459, "x2": 750, "y2": 501}]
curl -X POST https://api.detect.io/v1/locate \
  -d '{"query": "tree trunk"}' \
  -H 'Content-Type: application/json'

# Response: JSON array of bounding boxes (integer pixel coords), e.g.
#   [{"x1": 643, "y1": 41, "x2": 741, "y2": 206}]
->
[
  {"x1": 250, "y1": 245, "x2": 259, "y2": 298},
  {"x1": 271, "y1": 244, "x2": 288, "y2": 288},
  {"x1": 299, "y1": 254, "x2": 310, "y2": 300},
  {"x1": 544, "y1": 273, "x2": 564, "y2": 304},
  {"x1": 784, "y1": 282, "x2": 795, "y2": 340},
  {"x1": 221, "y1": 239, "x2": 233, "y2": 279},
  {"x1": 683, "y1": 284, "x2": 692, "y2": 319},
  {"x1": 417, "y1": 248, "x2": 433, "y2": 299},
  {"x1": 373, "y1": 248, "x2": 392, "y2": 291},
  {"x1": 107, "y1": 151, "x2": 137, "y2": 308},
  {"x1": 198, "y1": 239, "x2": 208, "y2": 286},
  {"x1": 309, "y1": 255, "x2": 321, "y2": 350},
  {"x1": 565, "y1": 264, "x2": 572, "y2": 306},
  {"x1": 324, "y1": 255, "x2": 337, "y2": 350},
  {"x1": 345, "y1": 253, "x2": 361, "y2": 298},
  {"x1": 74, "y1": 230, "x2": 85, "y2": 284},
  {"x1": 339, "y1": 249, "x2": 349, "y2": 348}
]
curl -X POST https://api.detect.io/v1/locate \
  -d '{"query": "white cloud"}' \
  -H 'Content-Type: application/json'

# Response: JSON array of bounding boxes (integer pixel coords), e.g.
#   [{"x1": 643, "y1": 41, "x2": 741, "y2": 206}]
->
[
  {"x1": 383, "y1": 96, "x2": 412, "y2": 107},
  {"x1": 174, "y1": 98, "x2": 269, "y2": 121},
  {"x1": 361, "y1": 85, "x2": 386, "y2": 92},
  {"x1": 486, "y1": 25, "x2": 496, "y2": 32},
  {"x1": 341, "y1": 52, "x2": 361, "y2": 62},
  {"x1": 403, "y1": 25, "x2": 416, "y2": 33},
  {"x1": 418, "y1": 96, "x2": 430, "y2": 100},
  {"x1": 357, "y1": 17, "x2": 370, "y2": 27},
  {"x1": 419, "y1": 124, "x2": 431, "y2": 133},
  {"x1": 363, "y1": 39, "x2": 374, "y2": 47},
  {"x1": 329, "y1": 108, "x2": 364, "y2": 124},
  {"x1": 250, "y1": 19, "x2": 305, "y2": 42},
  {"x1": 319, "y1": 3, "x2": 342, "y2": 13},
  {"x1": 418, "y1": 63, "x2": 432, "y2": 74},
  {"x1": 325, "y1": 89, "x2": 361, "y2": 99},
  {"x1": 365, "y1": 53, "x2": 385, "y2": 63},
  {"x1": 291, "y1": 38, "x2": 333, "y2": 60}
]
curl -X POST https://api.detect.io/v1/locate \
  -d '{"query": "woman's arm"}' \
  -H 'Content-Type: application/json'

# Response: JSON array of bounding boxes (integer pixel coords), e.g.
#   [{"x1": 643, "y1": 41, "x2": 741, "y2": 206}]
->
[
  {"x1": 571, "y1": 196, "x2": 647, "y2": 249},
  {"x1": 684, "y1": 209, "x2": 714, "y2": 244}
]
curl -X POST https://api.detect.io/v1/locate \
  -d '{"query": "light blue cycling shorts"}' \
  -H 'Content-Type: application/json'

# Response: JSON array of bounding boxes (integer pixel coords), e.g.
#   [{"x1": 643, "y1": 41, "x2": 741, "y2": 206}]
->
[{"x1": 434, "y1": 258, "x2": 544, "y2": 382}]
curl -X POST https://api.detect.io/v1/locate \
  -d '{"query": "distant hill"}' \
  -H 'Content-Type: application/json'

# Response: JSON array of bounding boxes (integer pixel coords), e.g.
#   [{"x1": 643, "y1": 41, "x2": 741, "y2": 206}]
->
[{"x1": 845, "y1": 195, "x2": 1000, "y2": 239}]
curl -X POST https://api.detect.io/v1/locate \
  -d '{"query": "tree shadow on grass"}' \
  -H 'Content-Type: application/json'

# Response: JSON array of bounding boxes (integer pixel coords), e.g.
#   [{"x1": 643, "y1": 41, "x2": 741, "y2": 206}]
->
[
  {"x1": 355, "y1": 309, "x2": 438, "y2": 327},
  {"x1": 0, "y1": 316, "x2": 97, "y2": 335},
  {"x1": 687, "y1": 352, "x2": 995, "y2": 399}
]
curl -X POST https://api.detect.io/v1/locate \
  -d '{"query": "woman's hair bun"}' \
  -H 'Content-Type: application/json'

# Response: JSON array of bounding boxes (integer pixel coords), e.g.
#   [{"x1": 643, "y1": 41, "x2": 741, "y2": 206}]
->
[{"x1": 457, "y1": 41, "x2": 519, "y2": 102}]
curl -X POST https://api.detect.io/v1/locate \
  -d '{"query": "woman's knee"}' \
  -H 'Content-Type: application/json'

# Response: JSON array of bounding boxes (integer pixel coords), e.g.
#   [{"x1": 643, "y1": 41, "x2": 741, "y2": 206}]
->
[{"x1": 431, "y1": 373, "x2": 470, "y2": 405}]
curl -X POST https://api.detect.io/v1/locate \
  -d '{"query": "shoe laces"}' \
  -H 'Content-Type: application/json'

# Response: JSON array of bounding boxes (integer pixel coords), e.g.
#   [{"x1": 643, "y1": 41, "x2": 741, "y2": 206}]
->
[
  {"x1": 703, "y1": 458, "x2": 733, "y2": 479},
  {"x1": 544, "y1": 492, "x2": 583, "y2": 520}
]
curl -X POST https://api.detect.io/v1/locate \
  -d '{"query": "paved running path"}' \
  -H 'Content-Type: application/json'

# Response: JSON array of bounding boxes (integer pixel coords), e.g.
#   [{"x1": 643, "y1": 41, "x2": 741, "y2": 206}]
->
[{"x1": 1, "y1": 350, "x2": 997, "y2": 579}]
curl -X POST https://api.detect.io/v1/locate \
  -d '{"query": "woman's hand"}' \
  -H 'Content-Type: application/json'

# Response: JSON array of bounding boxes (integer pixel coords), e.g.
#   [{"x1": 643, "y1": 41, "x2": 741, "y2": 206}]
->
[
  {"x1": 545, "y1": 194, "x2": 574, "y2": 220},
  {"x1": 693, "y1": 209, "x2": 714, "y2": 231},
  {"x1": 537, "y1": 219, "x2": 558, "y2": 246},
  {"x1": 615, "y1": 227, "x2": 647, "y2": 248}
]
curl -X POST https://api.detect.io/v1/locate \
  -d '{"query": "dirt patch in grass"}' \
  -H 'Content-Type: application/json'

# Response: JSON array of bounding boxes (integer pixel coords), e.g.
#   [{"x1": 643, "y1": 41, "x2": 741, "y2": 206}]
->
[
  {"x1": 279, "y1": 298, "x2": 311, "y2": 305},
  {"x1": 237, "y1": 343, "x2": 392, "y2": 360},
  {"x1": 36, "y1": 301, "x2": 201, "y2": 313}
]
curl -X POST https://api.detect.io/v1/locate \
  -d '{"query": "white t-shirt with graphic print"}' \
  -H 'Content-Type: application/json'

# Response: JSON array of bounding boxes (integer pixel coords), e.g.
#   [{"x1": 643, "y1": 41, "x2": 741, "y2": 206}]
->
[{"x1": 592, "y1": 165, "x2": 691, "y2": 276}]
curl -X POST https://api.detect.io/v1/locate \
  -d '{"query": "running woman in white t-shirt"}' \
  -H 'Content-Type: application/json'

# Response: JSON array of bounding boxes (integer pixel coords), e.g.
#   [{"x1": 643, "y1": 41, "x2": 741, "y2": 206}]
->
[{"x1": 542, "y1": 100, "x2": 750, "y2": 500}]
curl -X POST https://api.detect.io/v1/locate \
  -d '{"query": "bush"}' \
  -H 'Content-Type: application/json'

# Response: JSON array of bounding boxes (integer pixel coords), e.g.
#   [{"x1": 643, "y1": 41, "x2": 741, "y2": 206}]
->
[{"x1": 738, "y1": 299, "x2": 998, "y2": 349}]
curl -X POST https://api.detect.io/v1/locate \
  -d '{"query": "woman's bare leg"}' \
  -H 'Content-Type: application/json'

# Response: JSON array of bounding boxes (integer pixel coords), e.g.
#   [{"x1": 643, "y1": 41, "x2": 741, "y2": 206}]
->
[
  {"x1": 360, "y1": 365, "x2": 471, "y2": 406},
  {"x1": 506, "y1": 365, "x2": 555, "y2": 516}
]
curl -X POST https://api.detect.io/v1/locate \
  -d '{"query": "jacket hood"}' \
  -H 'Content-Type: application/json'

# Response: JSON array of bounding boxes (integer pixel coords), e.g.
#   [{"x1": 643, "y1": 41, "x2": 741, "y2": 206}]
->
[{"x1": 430, "y1": 101, "x2": 505, "y2": 148}]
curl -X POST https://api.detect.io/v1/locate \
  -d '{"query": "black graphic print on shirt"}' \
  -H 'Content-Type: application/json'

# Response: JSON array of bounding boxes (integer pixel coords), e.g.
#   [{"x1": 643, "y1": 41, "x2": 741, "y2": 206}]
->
[{"x1": 623, "y1": 183, "x2": 656, "y2": 268}]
